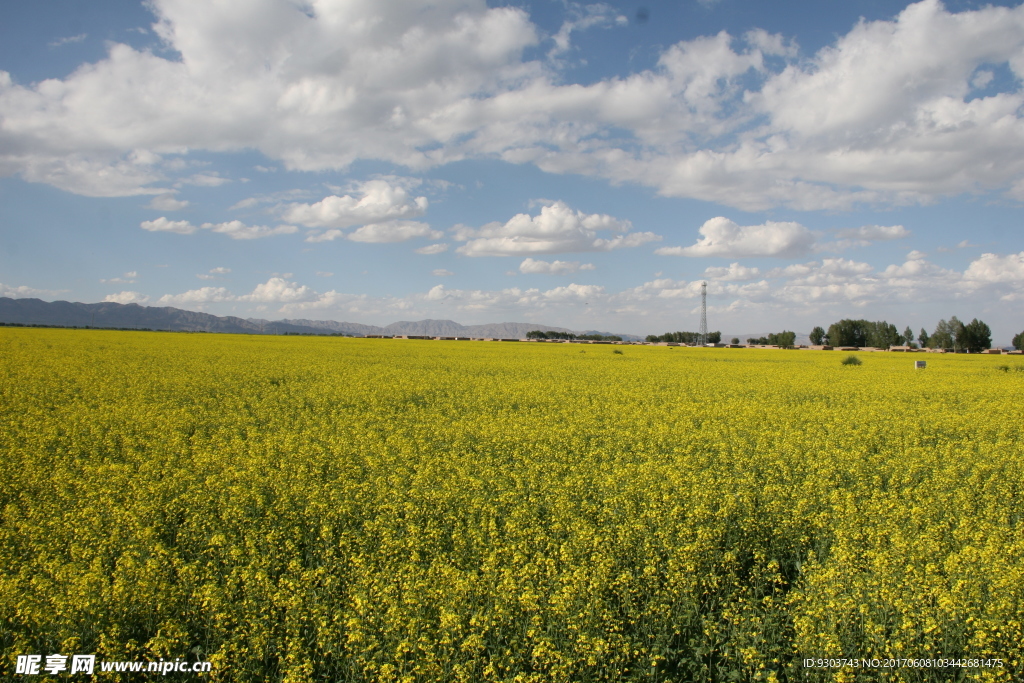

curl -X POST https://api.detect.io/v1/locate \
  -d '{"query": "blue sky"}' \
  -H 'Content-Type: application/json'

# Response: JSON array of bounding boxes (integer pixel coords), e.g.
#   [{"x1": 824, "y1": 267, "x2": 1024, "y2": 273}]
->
[{"x1": 1, "y1": 0, "x2": 1023, "y2": 342}]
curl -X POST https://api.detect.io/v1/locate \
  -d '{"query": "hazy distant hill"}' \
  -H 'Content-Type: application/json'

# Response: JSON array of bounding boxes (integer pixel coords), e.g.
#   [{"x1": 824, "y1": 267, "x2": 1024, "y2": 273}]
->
[
  {"x1": 255, "y1": 318, "x2": 384, "y2": 336},
  {"x1": 0, "y1": 297, "x2": 287, "y2": 334},
  {"x1": 0, "y1": 298, "x2": 639, "y2": 340}
]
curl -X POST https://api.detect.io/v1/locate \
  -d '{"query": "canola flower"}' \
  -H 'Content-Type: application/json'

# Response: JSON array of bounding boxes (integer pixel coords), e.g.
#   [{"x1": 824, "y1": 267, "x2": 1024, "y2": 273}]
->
[{"x1": 1, "y1": 328, "x2": 1022, "y2": 682}]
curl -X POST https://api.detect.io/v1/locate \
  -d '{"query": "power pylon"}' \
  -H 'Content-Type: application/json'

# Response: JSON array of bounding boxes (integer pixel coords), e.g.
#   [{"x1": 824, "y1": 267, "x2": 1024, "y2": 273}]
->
[{"x1": 699, "y1": 281, "x2": 708, "y2": 346}]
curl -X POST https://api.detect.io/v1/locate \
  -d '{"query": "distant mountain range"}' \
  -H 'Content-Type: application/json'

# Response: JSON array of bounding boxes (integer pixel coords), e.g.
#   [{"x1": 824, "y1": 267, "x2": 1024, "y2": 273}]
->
[{"x1": 0, "y1": 297, "x2": 641, "y2": 340}]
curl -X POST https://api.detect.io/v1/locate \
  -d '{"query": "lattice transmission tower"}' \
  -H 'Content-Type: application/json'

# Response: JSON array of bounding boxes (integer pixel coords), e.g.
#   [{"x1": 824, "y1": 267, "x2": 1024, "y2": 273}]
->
[{"x1": 699, "y1": 281, "x2": 708, "y2": 346}]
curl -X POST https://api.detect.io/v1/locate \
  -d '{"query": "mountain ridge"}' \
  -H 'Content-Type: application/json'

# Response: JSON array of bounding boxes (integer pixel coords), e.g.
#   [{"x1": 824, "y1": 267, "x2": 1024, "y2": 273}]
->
[{"x1": 0, "y1": 298, "x2": 640, "y2": 340}]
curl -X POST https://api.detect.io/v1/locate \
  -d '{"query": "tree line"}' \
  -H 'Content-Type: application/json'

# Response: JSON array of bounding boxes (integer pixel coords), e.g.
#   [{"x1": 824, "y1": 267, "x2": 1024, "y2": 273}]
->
[
  {"x1": 645, "y1": 331, "x2": 722, "y2": 344},
  {"x1": 527, "y1": 330, "x2": 623, "y2": 341},
  {"x1": 809, "y1": 317, "x2": 996, "y2": 353},
  {"x1": 746, "y1": 331, "x2": 797, "y2": 347},
  {"x1": 529, "y1": 320, "x2": 1022, "y2": 351}
]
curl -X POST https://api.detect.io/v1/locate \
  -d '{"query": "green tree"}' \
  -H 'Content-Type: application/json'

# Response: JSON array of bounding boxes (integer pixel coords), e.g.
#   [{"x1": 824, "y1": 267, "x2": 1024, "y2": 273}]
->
[
  {"x1": 809, "y1": 326, "x2": 826, "y2": 345},
  {"x1": 646, "y1": 330, "x2": 719, "y2": 344},
  {"x1": 949, "y1": 316, "x2": 966, "y2": 351},
  {"x1": 865, "y1": 321, "x2": 900, "y2": 349},
  {"x1": 960, "y1": 318, "x2": 992, "y2": 353},
  {"x1": 528, "y1": 330, "x2": 577, "y2": 340},
  {"x1": 902, "y1": 326, "x2": 915, "y2": 348},
  {"x1": 918, "y1": 328, "x2": 930, "y2": 348},
  {"x1": 746, "y1": 331, "x2": 796, "y2": 347},
  {"x1": 827, "y1": 319, "x2": 870, "y2": 347},
  {"x1": 773, "y1": 331, "x2": 797, "y2": 348},
  {"x1": 929, "y1": 319, "x2": 953, "y2": 349},
  {"x1": 825, "y1": 319, "x2": 907, "y2": 349}
]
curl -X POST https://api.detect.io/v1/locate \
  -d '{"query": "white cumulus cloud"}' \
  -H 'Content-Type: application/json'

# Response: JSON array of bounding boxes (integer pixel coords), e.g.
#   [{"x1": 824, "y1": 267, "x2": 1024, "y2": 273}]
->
[
  {"x1": 281, "y1": 180, "x2": 428, "y2": 229},
  {"x1": 347, "y1": 221, "x2": 442, "y2": 243},
  {"x1": 0, "y1": 0, "x2": 541, "y2": 195},
  {"x1": 519, "y1": 257, "x2": 594, "y2": 274},
  {"x1": 703, "y1": 263, "x2": 762, "y2": 281},
  {"x1": 146, "y1": 193, "x2": 190, "y2": 211},
  {"x1": 140, "y1": 217, "x2": 296, "y2": 239},
  {"x1": 157, "y1": 277, "x2": 319, "y2": 306},
  {"x1": 197, "y1": 266, "x2": 231, "y2": 280},
  {"x1": 5, "y1": 0, "x2": 1024, "y2": 210},
  {"x1": 141, "y1": 217, "x2": 197, "y2": 234},
  {"x1": 835, "y1": 225, "x2": 910, "y2": 242},
  {"x1": 825, "y1": 224, "x2": 912, "y2": 250},
  {"x1": 157, "y1": 286, "x2": 233, "y2": 305},
  {"x1": 204, "y1": 221, "x2": 298, "y2": 240},
  {"x1": 177, "y1": 173, "x2": 230, "y2": 187},
  {"x1": 101, "y1": 271, "x2": 138, "y2": 284},
  {"x1": 305, "y1": 221, "x2": 440, "y2": 243},
  {"x1": 239, "y1": 277, "x2": 318, "y2": 303},
  {"x1": 743, "y1": 28, "x2": 798, "y2": 58},
  {"x1": 549, "y1": 3, "x2": 627, "y2": 58},
  {"x1": 415, "y1": 243, "x2": 449, "y2": 255},
  {"x1": 455, "y1": 201, "x2": 658, "y2": 257},
  {"x1": 5, "y1": 153, "x2": 172, "y2": 198},
  {"x1": 0, "y1": 283, "x2": 66, "y2": 298},
  {"x1": 656, "y1": 217, "x2": 817, "y2": 258},
  {"x1": 103, "y1": 291, "x2": 150, "y2": 304},
  {"x1": 422, "y1": 282, "x2": 604, "y2": 310},
  {"x1": 963, "y1": 251, "x2": 1024, "y2": 283}
]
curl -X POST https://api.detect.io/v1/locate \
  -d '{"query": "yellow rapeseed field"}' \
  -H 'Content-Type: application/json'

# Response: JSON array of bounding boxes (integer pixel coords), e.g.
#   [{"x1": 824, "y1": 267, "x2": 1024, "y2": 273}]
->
[{"x1": 1, "y1": 328, "x2": 1022, "y2": 682}]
